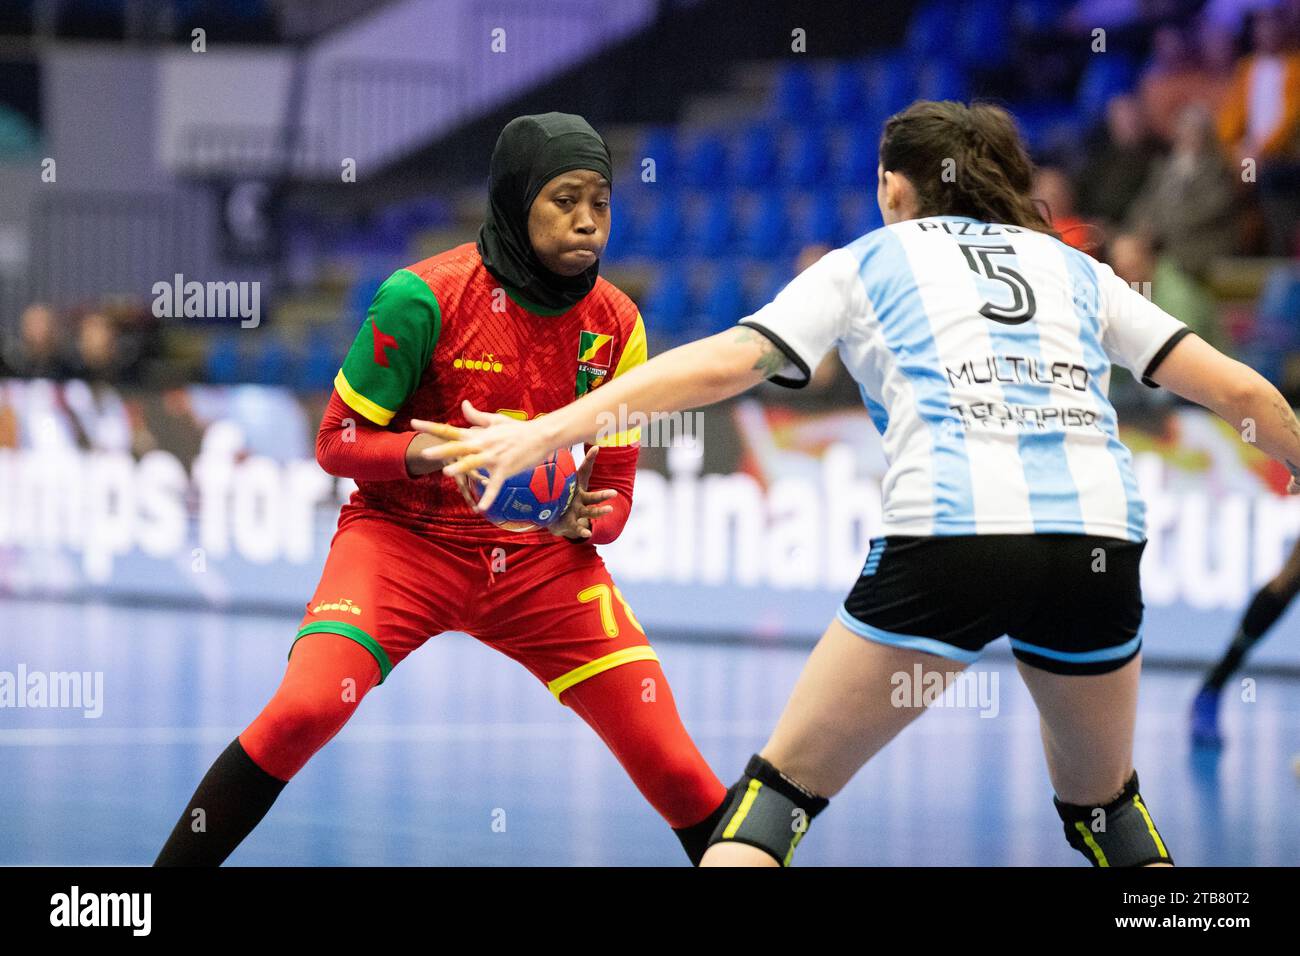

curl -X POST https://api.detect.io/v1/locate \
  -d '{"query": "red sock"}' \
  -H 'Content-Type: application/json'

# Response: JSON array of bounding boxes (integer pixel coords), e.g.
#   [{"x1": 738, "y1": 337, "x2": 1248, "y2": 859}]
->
[
  {"x1": 239, "y1": 632, "x2": 381, "y2": 781},
  {"x1": 562, "y1": 659, "x2": 727, "y2": 829}
]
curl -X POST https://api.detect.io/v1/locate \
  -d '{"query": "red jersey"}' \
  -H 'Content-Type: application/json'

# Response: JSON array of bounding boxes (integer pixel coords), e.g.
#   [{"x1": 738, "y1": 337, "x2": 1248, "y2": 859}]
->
[{"x1": 331, "y1": 243, "x2": 647, "y2": 543}]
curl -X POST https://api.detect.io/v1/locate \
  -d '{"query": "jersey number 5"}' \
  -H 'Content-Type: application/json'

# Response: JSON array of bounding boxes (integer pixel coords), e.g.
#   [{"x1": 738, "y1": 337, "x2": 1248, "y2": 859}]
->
[{"x1": 959, "y1": 243, "x2": 1036, "y2": 325}]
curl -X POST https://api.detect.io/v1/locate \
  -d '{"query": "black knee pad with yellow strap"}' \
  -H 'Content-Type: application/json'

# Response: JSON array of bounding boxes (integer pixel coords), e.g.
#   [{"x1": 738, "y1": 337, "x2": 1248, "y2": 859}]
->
[
  {"x1": 1054, "y1": 771, "x2": 1173, "y2": 867},
  {"x1": 708, "y1": 754, "x2": 830, "y2": 866}
]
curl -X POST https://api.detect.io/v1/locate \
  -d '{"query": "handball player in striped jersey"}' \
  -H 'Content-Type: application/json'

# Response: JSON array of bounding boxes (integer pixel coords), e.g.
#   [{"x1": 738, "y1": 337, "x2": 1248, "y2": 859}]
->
[{"x1": 426, "y1": 101, "x2": 1300, "y2": 867}]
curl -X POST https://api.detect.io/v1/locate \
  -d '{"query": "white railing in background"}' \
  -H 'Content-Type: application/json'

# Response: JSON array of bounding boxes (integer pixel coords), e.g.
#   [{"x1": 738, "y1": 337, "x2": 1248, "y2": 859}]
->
[{"x1": 158, "y1": 0, "x2": 655, "y2": 179}]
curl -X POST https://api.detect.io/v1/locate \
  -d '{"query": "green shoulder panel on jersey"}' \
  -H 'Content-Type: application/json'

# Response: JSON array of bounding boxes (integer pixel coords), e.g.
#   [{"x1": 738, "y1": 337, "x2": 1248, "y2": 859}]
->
[{"x1": 336, "y1": 269, "x2": 442, "y2": 425}]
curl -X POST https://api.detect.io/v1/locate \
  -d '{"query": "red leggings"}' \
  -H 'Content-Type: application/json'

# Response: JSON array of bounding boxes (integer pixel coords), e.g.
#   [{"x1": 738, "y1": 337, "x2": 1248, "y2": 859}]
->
[{"x1": 238, "y1": 632, "x2": 725, "y2": 829}]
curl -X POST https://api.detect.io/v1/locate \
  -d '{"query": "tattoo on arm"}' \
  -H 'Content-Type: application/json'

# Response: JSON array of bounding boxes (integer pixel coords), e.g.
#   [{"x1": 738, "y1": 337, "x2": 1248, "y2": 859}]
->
[
  {"x1": 1273, "y1": 395, "x2": 1300, "y2": 477},
  {"x1": 734, "y1": 326, "x2": 787, "y2": 379}
]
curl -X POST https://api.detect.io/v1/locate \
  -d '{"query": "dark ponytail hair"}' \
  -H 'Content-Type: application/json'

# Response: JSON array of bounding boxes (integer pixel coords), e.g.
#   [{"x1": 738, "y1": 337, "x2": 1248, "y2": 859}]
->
[{"x1": 879, "y1": 100, "x2": 1055, "y2": 234}]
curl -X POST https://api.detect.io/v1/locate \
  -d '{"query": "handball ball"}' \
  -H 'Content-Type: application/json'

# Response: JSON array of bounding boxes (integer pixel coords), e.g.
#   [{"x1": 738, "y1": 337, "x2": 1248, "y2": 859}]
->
[{"x1": 468, "y1": 447, "x2": 579, "y2": 533}]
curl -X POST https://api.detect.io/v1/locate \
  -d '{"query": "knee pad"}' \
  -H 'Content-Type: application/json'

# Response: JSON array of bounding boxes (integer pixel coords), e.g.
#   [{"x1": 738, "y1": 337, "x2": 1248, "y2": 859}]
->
[
  {"x1": 1053, "y1": 771, "x2": 1173, "y2": 867},
  {"x1": 708, "y1": 754, "x2": 830, "y2": 866}
]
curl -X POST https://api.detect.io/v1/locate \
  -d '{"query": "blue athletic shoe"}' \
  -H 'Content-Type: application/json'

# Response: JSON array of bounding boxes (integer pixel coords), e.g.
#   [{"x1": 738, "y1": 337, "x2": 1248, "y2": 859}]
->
[{"x1": 1191, "y1": 688, "x2": 1224, "y2": 747}]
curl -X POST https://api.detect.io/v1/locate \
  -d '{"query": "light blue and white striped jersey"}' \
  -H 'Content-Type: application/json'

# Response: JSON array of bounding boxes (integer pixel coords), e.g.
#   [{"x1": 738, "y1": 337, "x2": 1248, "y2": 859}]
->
[{"x1": 739, "y1": 215, "x2": 1190, "y2": 542}]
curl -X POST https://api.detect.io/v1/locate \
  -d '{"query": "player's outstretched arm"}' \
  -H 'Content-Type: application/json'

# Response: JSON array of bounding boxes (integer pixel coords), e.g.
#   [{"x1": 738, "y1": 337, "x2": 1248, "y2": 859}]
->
[
  {"x1": 412, "y1": 325, "x2": 785, "y2": 512},
  {"x1": 1151, "y1": 333, "x2": 1300, "y2": 493}
]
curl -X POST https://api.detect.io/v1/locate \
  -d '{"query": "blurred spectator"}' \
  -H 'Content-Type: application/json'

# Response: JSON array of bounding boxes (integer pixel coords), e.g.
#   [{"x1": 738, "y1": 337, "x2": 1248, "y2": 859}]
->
[
  {"x1": 1128, "y1": 104, "x2": 1237, "y2": 278},
  {"x1": 1109, "y1": 230, "x2": 1225, "y2": 351},
  {"x1": 1202, "y1": 0, "x2": 1286, "y2": 33},
  {"x1": 1217, "y1": 7, "x2": 1300, "y2": 158},
  {"x1": 1199, "y1": 16, "x2": 1243, "y2": 82},
  {"x1": 1064, "y1": 0, "x2": 1194, "y2": 35},
  {"x1": 1217, "y1": 6, "x2": 1300, "y2": 253},
  {"x1": 5, "y1": 303, "x2": 72, "y2": 379},
  {"x1": 1076, "y1": 94, "x2": 1159, "y2": 226},
  {"x1": 1033, "y1": 167, "x2": 1101, "y2": 252},
  {"x1": 1139, "y1": 24, "x2": 1233, "y2": 143},
  {"x1": 70, "y1": 310, "x2": 127, "y2": 384}
]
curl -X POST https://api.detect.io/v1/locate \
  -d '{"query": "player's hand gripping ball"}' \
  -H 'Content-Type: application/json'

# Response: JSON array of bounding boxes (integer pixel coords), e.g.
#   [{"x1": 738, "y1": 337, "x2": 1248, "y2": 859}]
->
[{"x1": 464, "y1": 447, "x2": 579, "y2": 532}]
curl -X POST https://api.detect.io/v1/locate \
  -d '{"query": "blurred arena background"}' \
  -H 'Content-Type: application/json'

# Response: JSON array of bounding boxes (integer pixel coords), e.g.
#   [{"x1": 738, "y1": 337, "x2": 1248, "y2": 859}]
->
[{"x1": 0, "y1": 0, "x2": 1297, "y2": 865}]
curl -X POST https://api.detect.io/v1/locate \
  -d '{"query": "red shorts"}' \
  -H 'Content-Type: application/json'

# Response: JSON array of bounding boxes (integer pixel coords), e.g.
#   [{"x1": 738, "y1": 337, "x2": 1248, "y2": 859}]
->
[{"x1": 293, "y1": 511, "x2": 655, "y2": 700}]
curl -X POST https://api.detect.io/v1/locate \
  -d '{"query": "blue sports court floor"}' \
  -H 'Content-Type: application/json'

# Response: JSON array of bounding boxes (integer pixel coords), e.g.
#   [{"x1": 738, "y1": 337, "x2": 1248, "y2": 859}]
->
[{"x1": 1, "y1": 598, "x2": 1296, "y2": 866}]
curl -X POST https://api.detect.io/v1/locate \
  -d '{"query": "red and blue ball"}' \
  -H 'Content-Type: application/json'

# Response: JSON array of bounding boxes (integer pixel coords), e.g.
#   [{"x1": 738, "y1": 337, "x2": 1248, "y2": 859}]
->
[{"x1": 468, "y1": 447, "x2": 579, "y2": 532}]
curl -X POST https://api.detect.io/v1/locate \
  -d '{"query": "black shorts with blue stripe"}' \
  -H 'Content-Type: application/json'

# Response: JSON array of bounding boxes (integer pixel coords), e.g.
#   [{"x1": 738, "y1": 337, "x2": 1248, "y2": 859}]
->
[{"x1": 839, "y1": 534, "x2": 1146, "y2": 675}]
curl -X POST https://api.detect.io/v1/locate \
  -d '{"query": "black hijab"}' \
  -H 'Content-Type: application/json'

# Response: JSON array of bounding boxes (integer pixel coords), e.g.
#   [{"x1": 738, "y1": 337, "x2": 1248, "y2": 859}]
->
[{"x1": 476, "y1": 112, "x2": 613, "y2": 312}]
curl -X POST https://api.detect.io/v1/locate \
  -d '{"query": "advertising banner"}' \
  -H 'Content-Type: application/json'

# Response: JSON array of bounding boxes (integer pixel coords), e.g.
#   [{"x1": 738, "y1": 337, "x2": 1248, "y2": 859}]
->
[{"x1": 1, "y1": 378, "x2": 1297, "y2": 666}]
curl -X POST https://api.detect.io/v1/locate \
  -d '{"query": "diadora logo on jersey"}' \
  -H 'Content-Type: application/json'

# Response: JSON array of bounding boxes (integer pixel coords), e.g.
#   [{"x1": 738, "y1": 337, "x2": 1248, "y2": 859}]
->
[
  {"x1": 311, "y1": 598, "x2": 362, "y2": 616},
  {"x1": 576, "y1": 331, "x2": 613, "y2": 396},
  {"x1": 453, "y1": 352, "x2": 504, "y2": 373},
  {"x1": 371, "y1": 318, "x2": 399, "y2": 367}
]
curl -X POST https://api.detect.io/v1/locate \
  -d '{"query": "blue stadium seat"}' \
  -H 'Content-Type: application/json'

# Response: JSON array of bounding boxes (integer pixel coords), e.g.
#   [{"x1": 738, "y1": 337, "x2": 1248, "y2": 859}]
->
[
  {"x1": 369, "y1": 206, "x2": 419, "y2": 256},
  {"x1": 1006, "y1": 100, "x2": 1076, "y2": 154},
  {"x1": 682, "y1": 132, "x2": 729, "y2": 187},
  {"x1": 1076, "y1": 53, "x2": 1138, "y2": 125},
  {"x1": 863, "y1": 52, "x2": 915, "y2": 118},
  {"x1": 796, "y1": 191, "x2": 842, "y2": 248},
  {"x1": 205, "y1": 337, "x2": 242, "y2": 385},
  {"x1": 253, "y1": 339, "x2": 293, "y2": 386},
  {"x1": 1251, "y1": 267, "x2": 1300, "y2": 384},
  {"x1": 603, "y1": 196, "x2": 636, "y2": 260},
  {"x1": 784, "y1": 125, "x2": 828, "y2": 187},
  {"x1": 905, "y1": 1, "x2": 956, "y2": 60},
  {"x1": 635, "y1": 192, "x2": 684, "y2": 258},
  {"x1": 1015, "y1": 0, "x2": 1072, "y2": 32},
  {"x1": 400, "y1": 197, "x2": 451, "y2": 232},
  {"x1": 700, "y1": 271, "x2": 747, "y2": 334},
  {"x1": 748, "y1": 265, "x2": 790, "y2": 313},
  {"x1": 957, "y1": 0, "x2": 1012, "y2": 68},
  {"x1": 348, "y1": 270, "x2": 388, "y2": 319},
  {"x1": 842, "y1": 191, "x2": 885, "y2": 242},
  {"x1": 686, "y1": 190, "x2": 734, "y2": 257},
  {"x1": 299, "y1": 332, "x2": 340, "y2": 391},
  {"x1": 642, "y1": 266, "x2": 693, "y2": 339},
  {"x1": 832, "y1": 123, "x2": 880, "y2": 188},
  {"x1": 638, "y1": 127, "x2": 679, "y2": 184},
  {"x1": 916, "y1": 59, "x2": 968, "y2": 103},
  {"x1": 741, "y1": 191, "x2": 790, "y2": 259},
  {"x1": 825, "y1": 61, "x2": 866, "y2": 122},
  {"x1": 734, "y1": 124, "x2": 779, "y2": 188},
  {"x1": 771, "y1": 61, "x2": 819, "y2": 123}
]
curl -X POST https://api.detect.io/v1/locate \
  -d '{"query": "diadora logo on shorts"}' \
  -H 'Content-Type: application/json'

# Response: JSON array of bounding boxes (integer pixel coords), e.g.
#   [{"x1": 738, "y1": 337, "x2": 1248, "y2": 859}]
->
[
  {"x1": 311, "y1": 598, "x2": 362, "y2": 616},
  {"x1": 454, "y1": 352, "x2": 504, "y2": 373},
  {"x1": 576, "y1": 331, "x2": 613, "y2": 396}
]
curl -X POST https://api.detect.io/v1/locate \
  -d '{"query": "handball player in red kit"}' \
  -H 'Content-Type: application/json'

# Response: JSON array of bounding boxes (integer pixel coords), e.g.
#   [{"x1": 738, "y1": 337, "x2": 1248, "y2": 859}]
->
[{"x1": 154, "y1": 113, "x2": 728, "y2": 866}]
